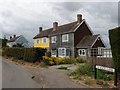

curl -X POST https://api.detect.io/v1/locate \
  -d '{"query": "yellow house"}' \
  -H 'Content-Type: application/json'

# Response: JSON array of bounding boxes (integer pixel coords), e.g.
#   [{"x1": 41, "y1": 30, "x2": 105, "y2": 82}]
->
[{"x1": 33, "y1": 27, "x2": 52, "y2": 49}]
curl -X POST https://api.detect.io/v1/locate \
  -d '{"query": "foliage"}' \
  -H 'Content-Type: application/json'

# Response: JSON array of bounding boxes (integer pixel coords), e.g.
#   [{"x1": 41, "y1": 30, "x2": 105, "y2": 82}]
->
[
  {"x1": 2, "y1": 47, "x2": 24, "y2": 59},
  {"x1": 69, "y1": 64, "x2": 113, "y2": 81},
  {"x1": 42, "y1": 56, "x2": 87, "y2": 66},
  {"x1": 58, "y1": 66, "x2": 68, "y2": 70},
  {"x1": 109, "y1": 27, "x2": 120, "y2": 76},
  {"x1": 0, "y1": 38, "x2": 8, "y2": 47},
  {"x1": 75, "y1": 57, "x2": 87, "y2": 63},
  {"x1": 3, "y1": 47, "x2": 46, "y2": 62},
  {"x1": 43, "y1": 56, "x2": 56, "y2": 65},
  {"x1": 61, "y1": 57, "x2": 76, "y2": 64},
  {"x1": 76, "y1": 64, "x2": 93, "y2": 76},
  {"x1": 97, "y1": 70, "x2": 113, "y2": 80}
]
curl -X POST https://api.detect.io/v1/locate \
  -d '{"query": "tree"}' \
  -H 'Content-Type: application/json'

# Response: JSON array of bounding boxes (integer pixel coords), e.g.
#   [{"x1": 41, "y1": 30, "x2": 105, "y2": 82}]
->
[
  {"x1": 109, "y1": 27, "x2": 120, "y2": 86},
  {"x1": 0, "y1": 38, "x2": 8, "y2": 47}
]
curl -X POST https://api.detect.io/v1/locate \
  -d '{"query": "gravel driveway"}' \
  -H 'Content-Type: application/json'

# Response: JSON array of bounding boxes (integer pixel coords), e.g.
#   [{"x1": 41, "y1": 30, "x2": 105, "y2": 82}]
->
[{"x1": 25, "y1": 65, "x2": 85, "y2": 88}]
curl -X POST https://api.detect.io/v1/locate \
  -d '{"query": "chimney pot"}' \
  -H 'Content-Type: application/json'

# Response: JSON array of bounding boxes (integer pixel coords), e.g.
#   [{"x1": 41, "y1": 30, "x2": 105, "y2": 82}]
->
[
  {"x1": 13, "y1": 35, "x2": 16, "y2": 38},
  {"x1": 10, "y1": 36, "x2": 12, "y2": 40},
  {"x1": 39, "y1": 27, "x2": 42, "y2": 33},
  {"x1": 77, "y1": 14, "x2": 82, "y2": 23},
  {"x1": 53, "y1": 22, "x2": 58, "y2": 31}
]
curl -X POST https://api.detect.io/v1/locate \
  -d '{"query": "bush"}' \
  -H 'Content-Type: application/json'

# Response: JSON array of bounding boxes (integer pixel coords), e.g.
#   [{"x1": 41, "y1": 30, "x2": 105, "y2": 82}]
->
[
  {"x1": 97, "y1": 70, "x2": 113, "y2": 80},
  {"x1": 43, "y1": 56, "x2": 55, "y2": 65},
  {"x1": 76, "y1": 64, "x2": 93, "y2": 76},
  {"x1": 109, "y1": 27, "x2": 120, "y2": 76},
  {"x1": 76, "y1": 57, "x2": 87, "y2": 63},
  {"x1": 54, "y1": 57, "x2": 62, "y2": 65},
  {"x1": 3, "y1": 47, "x2": 46, "y2": 62},
  {"x1": 61, "y1": 57, "x2": 76, "y2": 64},
  {"x1": 3, "y1": 47, "x2": 24, "y2": 60}
]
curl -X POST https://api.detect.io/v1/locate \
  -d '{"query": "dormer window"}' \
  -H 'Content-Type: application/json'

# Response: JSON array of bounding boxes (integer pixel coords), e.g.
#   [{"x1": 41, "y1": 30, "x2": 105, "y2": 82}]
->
[
  {"x1": 51, "y1": 36, "x2": 57, "y2": 43},
  {"x1": 62, "y1": 34, "x2": 69, "y2": 42}
]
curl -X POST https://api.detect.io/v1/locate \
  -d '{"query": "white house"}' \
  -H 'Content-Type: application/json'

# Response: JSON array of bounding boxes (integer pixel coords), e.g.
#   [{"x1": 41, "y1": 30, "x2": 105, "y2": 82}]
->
[{"x1": 7, "y1": 35, "x2": 29, "y2": 47}]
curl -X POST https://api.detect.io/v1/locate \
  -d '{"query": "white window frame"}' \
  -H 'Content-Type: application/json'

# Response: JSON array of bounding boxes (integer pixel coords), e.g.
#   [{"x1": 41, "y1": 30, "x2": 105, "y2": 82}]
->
[
  {"x1": 78, "y1": 49, "x2": 86, "y2": 56},
  {"x1": 42, "y1": 38, "x2": 48, "y2": 44},
  {"x1": 51, "y1": 49, "x2": 57, "y2": 57},
  {"x1": 62, "y1": 34, "x2": 69, "y2": 42},
  {"x1": 58, "y1": 48, "x2": 70, "y2": 57},
  {"x1": 36, "y1": 39, "x2": 40, "y2": 44},
  {"x1": 51, "y1": 36, "x2": 57, "y2": 43}
]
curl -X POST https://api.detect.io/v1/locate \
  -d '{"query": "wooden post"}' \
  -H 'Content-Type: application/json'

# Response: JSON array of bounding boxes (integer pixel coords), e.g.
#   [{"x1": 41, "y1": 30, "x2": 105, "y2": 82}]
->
[
  {"x1": 94, "y1": 64, "x2": 97, "y2": 79},
  {"x1": 114, "y1": 68, "x2": 117, "y2": 86}
]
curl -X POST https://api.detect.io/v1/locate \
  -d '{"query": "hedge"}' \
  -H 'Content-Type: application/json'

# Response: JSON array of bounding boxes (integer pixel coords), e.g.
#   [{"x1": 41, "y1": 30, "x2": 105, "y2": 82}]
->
[
  {"x1": 109, "y1": 27, "x2": 120, "y2": 75},
  {"x1": 3, "y1": 47, "x2": 46, "y2": 62}
]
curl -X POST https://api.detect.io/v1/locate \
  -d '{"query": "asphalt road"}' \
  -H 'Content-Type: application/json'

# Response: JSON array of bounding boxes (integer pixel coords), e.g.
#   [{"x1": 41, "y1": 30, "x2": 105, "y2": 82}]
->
[{"x1": 1, "y1": 58, "x2": 41, "y2": 88}]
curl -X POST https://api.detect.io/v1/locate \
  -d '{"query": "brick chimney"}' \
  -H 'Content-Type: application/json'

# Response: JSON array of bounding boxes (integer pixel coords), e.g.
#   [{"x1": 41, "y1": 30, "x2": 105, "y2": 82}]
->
[
  {"x1": 13, "y1": 35, "x2": 16, "y2": 38},
  {"x1": 39, "y1": 27, "x2": 42, "y2": 33},
  {"x1": 77, "y1": 14, "x2": 82, "y2": 23},
  {"x1": 10, "y1": 36, "x2": 12, "y2": 40},
  {"x1": 53, "y1": 22, "x2": 58, "y2": 31}
]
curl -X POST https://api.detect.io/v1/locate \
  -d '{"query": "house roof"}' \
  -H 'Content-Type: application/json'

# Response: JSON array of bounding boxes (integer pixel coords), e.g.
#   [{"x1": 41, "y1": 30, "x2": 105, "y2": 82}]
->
[
  {"x1": 76, "y1": 34, "x2": 100, "y2": 48},
  {"x1": 33, "y1": 20, "x2": 87, "y2": 39},
  {"x1": 49, "y1": 21, "x2": 79, "y2": 36},
  {"x1": 7, "y1": 36, "x2": 20, "y2": 43},
  {"x1": 33, "y1": 28, "x2": 53, "y2": 39}
]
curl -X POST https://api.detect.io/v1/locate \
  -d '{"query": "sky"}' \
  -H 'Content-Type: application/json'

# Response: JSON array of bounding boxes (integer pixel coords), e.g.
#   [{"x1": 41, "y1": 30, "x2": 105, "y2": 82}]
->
[{"x1": 0, "y1": 0, "x2": 119, "y2": 47}]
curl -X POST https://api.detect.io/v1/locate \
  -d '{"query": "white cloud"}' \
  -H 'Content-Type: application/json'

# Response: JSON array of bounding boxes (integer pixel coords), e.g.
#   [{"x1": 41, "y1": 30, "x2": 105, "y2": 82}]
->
[{"x1": 0, "y1": 1, "x2": 118, "y2": 47}]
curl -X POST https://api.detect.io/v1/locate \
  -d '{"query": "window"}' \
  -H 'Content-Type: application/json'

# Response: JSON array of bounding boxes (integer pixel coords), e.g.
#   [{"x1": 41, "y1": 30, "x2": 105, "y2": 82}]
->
[
  {"x1": 51, "y1": 36, "x2": 57, "y2": 43},
  {"x1": 36, "y1": 39, "x2": 40, "y2": 44},
  {"x1": 62, "y1": 34, "x2": 69, "y2": 42},
  {"x1": 78, "y1": 49, "x2": 86, "y2": 56},
  {"x1": 58, "y1": 48, "x2": 70, "y2": 57},
  {"x1": 42, "y1": 38, "x2": 48, "y2": 44},
  {"x1": 51, "y1": 49, "x2": 57, "y2": 57}
]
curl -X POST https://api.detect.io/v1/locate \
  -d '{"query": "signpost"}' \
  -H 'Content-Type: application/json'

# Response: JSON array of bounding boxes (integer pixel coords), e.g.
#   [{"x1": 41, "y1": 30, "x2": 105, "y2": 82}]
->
[{"x1": 94, "y1": 64, "x2": 118, "y2": 86}]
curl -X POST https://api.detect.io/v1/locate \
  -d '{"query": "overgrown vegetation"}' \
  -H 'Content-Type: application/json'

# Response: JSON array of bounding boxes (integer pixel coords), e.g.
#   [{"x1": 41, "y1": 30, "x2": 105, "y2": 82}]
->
[
  {"x1": 109, "y1": 27, "x2": 120, "y2": 78},
  {"x1": 43, "y1": 56, "x2": 87, "y2": 65},
  {"x1": 72, "y1": 64, "x2": 113, "y2": 80},
  {"x1": 68, "y1": 64, "x2": 114, "y2": 87},
  {"x1": 3, "y1": 47, "x2": 46, "y2": 62},
  {"x1": 0, "y1": 38, "x2": 8, "y2": 47}
]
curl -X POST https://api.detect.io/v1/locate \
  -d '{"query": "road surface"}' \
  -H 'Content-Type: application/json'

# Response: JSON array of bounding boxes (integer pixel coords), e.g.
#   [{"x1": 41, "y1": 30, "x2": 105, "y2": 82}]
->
[{"x1": 1, "y1": 58, "x2": 41, "y2": 88}]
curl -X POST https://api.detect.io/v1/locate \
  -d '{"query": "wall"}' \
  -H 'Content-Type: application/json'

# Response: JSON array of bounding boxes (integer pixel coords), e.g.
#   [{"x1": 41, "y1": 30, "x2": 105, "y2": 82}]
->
[
  {"x1": 34, "y1": 37, "x2": 49, "y2": 48},
  {"x1": 50, "y1": 33, "x2": 75, "y2": 57},
  {"x1": 74, "y1": 22, "x2": 93, "y2": 46}
]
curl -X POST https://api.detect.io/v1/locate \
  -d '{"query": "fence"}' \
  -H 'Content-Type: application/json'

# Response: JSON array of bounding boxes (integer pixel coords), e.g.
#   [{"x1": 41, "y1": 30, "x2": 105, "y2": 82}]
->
[{"x1": 88, "y1": 48, "x2": 113, "y2": 68}]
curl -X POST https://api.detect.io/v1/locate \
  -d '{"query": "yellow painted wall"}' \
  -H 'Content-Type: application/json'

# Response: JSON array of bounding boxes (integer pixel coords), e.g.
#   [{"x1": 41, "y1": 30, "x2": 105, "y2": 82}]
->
[{"x1": 34, "y1": 37, "x2": 50, "y2": 48}]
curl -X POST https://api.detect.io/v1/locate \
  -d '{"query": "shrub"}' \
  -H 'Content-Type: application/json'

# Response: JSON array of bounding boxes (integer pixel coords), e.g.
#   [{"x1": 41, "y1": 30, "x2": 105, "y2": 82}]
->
[
  {"x1": 43, "y1": 56, "x2": 55, "y2": 65},
  {"x1": 76, "y1": 57, "x2": 87, "y2": 63},
  {"x1": 54, "y1": 57, "x2": 62, "y2": 65},
  {"x1": 76, "y1": 64, "x2": 93, "y2": 76},
  {"x1": 3, "y1": 47, "x2": 24, "y2": 60},
  {"x1": 109, "y1": 27, "x2": 120, "y2": 76},
  {"x1": 3, "y1": 47, "x2": 46, "y2": 63},
  {"x1": 97, "y1": 70, "x2": 113, "y2": 81},
  {"x1": 61, "y1": 57, "x2": 76, "y2": 64}
]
